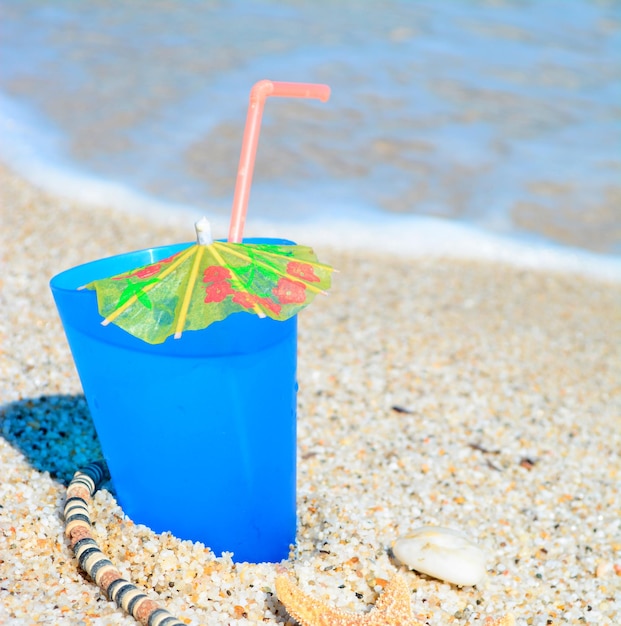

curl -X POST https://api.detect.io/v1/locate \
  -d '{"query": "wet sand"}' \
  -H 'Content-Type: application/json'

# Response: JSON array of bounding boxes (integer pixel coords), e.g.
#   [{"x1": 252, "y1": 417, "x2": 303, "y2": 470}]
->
[{"x1": 1, "y1": 163, "x2": 620, "y2": 624}]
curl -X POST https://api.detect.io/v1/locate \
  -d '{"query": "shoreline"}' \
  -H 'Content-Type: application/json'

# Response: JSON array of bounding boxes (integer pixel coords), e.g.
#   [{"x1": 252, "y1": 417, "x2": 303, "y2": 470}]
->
[
  {"x1": 2, "y1": 154, "x2": 621, "y2": 284},
  {"x1": 1, "y1": 163, "x2": 620, "y2": 624}
]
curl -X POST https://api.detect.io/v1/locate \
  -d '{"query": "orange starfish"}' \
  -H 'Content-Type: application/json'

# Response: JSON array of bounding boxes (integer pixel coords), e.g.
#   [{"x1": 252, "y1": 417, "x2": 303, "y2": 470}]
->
[
  {"x1": 276, "y1": 574, "x2": 421, "y2": 625},
  {"x1": 275, "y1": 574, "x2": 516, "y2": 626}
]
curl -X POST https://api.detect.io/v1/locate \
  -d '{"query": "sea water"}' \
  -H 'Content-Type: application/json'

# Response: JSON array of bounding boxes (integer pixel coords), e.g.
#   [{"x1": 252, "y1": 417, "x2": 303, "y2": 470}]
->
[{"x1": 2, "y1": 0, "x2": 620, "y2": 278}]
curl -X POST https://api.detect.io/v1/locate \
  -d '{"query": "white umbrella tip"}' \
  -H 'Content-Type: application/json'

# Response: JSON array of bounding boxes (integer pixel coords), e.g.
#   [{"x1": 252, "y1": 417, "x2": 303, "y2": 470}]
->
[{"x1": 195, "y1": 217, "x2": 213, "y2": 245}]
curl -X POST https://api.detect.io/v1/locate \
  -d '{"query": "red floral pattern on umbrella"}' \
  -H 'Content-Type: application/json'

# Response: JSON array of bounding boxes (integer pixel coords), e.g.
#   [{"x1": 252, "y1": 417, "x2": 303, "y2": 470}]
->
[
  {"x1": 203, "y1": 266, "x2": 232, "y2": 283},
  {"x1": 205, "y1": 282, "x2": 235, "y2": 303},
  {"x1": 273, "y1": 278, "x2": 308, "y2": 304},
  {"x1": 286, "y1": 261, "x2": 320, "y2": 282}
]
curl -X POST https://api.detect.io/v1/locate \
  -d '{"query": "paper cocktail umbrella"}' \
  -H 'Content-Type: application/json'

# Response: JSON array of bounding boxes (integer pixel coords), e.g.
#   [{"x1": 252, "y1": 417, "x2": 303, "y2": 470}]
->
[{"x1": 85, "y1": 80, "x2": 334, "y2": 344}]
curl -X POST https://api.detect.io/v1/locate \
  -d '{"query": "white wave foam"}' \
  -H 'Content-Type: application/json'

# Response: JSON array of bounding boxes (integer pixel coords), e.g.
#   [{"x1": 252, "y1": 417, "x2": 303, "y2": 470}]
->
[
  {"x1": 247, "y1": 212, "x2": 621, "y2": 282},
  {"x1": 1, "y1": 94, "x2": 619, "y2": 282}
]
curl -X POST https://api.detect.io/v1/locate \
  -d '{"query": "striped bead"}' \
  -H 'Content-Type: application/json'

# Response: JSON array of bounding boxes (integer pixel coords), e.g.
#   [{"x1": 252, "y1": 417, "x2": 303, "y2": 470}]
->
[
  {"x1": 85, "y1": 554, "x2": 115, "y2": 581},
  {"x1": 65, "y1": 517, "x2": 92, "y2": 537},
  {"x1": 63, "y1": 497, "x2": 88, "y2": 520},
  {"x1": 64, "y1": 512, "x2": 91, "y2": 527},
  {"x1": 79, "y1": 460, "x2": 110, "y2": 486},
  {"x1": 66, "y1": 484, "x2": 92, "y2": 501},
  {"x1": 107, "y1": 578, "x2": 134, "y2": 603},
  {"x1": 69, "y1": 475, "x2": 96, "y2": 494},
  {"x1": 74, "y1": 539, "x2": 99, "y2": 563},
  {"x1": 117, "y1": 587, "x2": 148, "y2": 614},
  {"x1": 127, "y1": 593, "x2": 150, "y2": 618},
  {"x1": 93, "y1": 562, "x2": 120, "y2": 588},
  {"x1": 147, "y1": 609, "x2": 186, "y2": 626}
]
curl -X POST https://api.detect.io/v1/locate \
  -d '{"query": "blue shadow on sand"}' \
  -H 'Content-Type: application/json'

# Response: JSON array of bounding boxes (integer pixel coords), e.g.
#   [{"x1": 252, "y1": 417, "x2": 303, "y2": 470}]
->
[{"x1": 0, "y1": 394, "x2": 108, "y2": 487}]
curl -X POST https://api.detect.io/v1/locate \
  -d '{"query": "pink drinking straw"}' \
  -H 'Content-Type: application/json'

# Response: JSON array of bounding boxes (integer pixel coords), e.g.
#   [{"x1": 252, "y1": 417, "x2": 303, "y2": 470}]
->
[{"x1": 228, "y1": 80, "x2": 331, "y2": 243}]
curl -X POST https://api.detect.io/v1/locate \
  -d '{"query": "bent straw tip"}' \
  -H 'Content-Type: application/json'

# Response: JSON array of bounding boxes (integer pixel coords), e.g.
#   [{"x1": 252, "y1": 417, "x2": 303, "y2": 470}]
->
[
  {"x1": 316, "y1": 85, "x2": 331, "y2": 102},
  {"x1": 250, "y1": 79, "x2": 275, "y2": 100},
  {"x1": 252, "y1": 80, "x2": 331, "y2": 103}
]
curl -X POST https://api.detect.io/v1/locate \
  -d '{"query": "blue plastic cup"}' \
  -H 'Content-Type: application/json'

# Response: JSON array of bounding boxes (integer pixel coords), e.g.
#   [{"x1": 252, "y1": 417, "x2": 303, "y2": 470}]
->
[{"x1": 50, "y1": 239, "x2": 297, "y2": 563}]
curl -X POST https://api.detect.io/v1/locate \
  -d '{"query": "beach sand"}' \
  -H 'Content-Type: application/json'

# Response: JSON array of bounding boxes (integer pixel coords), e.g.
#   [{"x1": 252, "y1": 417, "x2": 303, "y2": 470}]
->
[{"x1": 1, "y1": 162, "x2": 620, "y2": 624}]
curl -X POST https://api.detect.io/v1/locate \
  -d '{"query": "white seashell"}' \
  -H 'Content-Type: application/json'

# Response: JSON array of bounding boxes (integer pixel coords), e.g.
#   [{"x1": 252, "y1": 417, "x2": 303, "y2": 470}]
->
[{"x1": 392, "y1": 526, "x2": 486, "y2": 586}]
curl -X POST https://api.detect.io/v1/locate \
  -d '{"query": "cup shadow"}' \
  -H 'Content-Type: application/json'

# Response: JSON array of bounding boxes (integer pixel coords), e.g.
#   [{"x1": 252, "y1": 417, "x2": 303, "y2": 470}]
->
[{"x1": 0, "y1": 393, "x2": 110, "y2": 489}]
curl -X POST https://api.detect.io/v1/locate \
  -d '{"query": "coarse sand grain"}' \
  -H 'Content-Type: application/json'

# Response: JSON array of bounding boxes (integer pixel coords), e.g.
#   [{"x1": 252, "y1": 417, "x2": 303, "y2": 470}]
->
[{"x1": 1, "y1": 163, "x2": 620, "y2": 624}]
